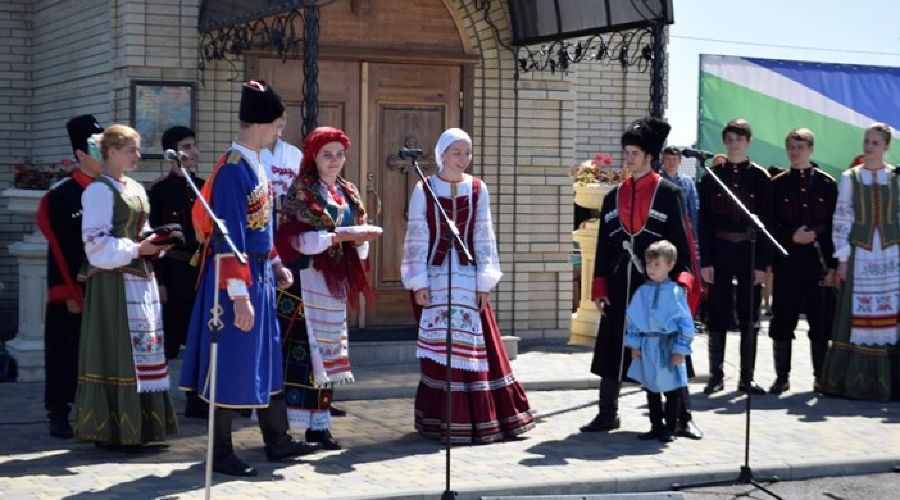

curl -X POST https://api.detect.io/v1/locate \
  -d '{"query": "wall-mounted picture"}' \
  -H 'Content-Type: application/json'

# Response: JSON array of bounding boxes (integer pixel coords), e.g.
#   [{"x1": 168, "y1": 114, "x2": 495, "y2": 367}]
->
[{"x1": 130, "y1": 81, "x2": 196, "y2": 158}]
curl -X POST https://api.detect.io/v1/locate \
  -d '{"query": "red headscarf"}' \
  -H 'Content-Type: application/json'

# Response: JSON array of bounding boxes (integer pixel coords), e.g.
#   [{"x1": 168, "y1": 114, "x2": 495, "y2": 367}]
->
[
  {"x1": 301, "y1": 126, "x2": 351, "y2": 176},
  {"x1": 276, "y1": 127, "x2": 372, "y2": 309}
]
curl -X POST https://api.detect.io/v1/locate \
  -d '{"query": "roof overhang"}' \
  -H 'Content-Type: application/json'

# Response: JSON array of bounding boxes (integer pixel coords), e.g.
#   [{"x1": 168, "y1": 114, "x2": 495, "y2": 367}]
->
[
  {"x1": 199, "y1": 0, "x2": 318, "y2": 32},
  {"x1": 508, "y1": 0, "x2": 673, "y2": 46}
]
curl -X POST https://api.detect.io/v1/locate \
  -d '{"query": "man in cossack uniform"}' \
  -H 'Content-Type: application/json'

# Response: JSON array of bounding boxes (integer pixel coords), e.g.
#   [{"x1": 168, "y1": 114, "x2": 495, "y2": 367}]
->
[
  {"x1": 148, "y1": 125, "x2": 207, "y2": 417},
  {"x1": 179, "y1": 81, "x2": 319, "y2": 477},
  {"x1": 36, "y1": 114, "x2": 104, "y2": 438},
  {"x1": 698, "y1": 118, "x2": 773, "y2": 395},
  {"x1": 580, "y1": 117, "x2": 699, "y2": 434},
  {"x1": 768, "y1": 128, "x2": 837, "y2": 394}
]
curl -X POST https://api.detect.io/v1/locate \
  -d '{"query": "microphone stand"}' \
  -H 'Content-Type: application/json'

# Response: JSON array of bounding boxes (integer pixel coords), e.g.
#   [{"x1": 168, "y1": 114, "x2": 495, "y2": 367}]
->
[
  {"x1": 407, "y1": 153, "x2": 473, "y2": 500},
  {"x1": 673, "y1": 157, "x2": 788, "y2": 499},
  {"x1": 174, "y1": 158, "x2": 246, "y2": 500}
]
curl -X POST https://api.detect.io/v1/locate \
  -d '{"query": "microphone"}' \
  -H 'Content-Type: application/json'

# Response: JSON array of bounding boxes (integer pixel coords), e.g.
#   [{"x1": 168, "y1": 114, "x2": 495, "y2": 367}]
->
[
  {"x1": 398, "y1": 147, "x2": 424, "y2": 160},
  {"x1": 163, "y1": 149, "x2": 181, "y2": 163},
  {"x1": 681, "y1": 148, "x2": 716, "y2": 161}
]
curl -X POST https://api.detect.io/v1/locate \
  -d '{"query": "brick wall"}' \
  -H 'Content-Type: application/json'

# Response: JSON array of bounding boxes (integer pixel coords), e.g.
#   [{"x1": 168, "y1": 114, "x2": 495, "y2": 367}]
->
[
  {"x1": 0, "y1": 0, "x2": 33, "y2": 327},
  {"x1": 0, "y1": 0, "x2": 663, "y2": 343}
]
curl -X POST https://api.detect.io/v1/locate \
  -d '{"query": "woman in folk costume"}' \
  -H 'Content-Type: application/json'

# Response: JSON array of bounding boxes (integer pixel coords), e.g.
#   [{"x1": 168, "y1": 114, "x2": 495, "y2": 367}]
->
[
  {"x1": 580, "y1": 117, "x2": 698, "y2": 434},
  {"x1": 821, "y1": 123, "x2": 900, "y2": 402},
  {"x1": 275, "y1": 126, "x2": 381, "y2": 450},
  {"x1": 74, "y1": 124, "x2": 177, "y2": 446},
  {"x1": 401, "y1": 128, "x2": 534, "y2": 444}
]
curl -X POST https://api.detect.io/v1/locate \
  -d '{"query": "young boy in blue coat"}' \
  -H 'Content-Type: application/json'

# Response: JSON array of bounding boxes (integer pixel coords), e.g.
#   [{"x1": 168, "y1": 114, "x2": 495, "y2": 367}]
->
[{"x1": 624, "y1": 240, "x2": 695, "y2": 442}]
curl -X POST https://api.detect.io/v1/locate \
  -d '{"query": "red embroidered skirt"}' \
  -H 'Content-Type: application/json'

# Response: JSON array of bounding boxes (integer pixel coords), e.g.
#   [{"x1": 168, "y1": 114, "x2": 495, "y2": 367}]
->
[{"x1": 414, "y1": 304, "x2": 535, "y2": 444}]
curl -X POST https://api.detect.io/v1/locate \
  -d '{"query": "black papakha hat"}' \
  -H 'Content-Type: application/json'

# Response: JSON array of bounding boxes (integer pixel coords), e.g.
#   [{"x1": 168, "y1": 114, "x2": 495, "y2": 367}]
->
[
  {"x1": 238, "y1": 81, "x2": 284, "y2": 124},
  {"x1": 621, "y1": 117, "x2": 672, "y2": 160},
  {"x1": 66, "y1": 114, "x2": 104, "y2": 154}
]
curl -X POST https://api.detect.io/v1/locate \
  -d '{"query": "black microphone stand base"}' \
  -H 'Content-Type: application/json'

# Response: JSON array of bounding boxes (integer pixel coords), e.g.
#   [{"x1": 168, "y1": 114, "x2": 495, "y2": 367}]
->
[
  {"x1": 440, "y1": 490, "x2": 458, "y2": 500},
  {"x1": 672, "y1": 466, "x2": 781, "y2": 499}
]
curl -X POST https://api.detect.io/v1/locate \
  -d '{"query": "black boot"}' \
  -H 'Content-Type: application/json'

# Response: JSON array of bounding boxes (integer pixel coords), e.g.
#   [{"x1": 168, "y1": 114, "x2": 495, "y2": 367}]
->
[
  {"x1": 258, "y1": 396, "x2": 321, "y2": 461},
  {"x1": 738, "y1": 327, "x2": 766, "y2": 395},
  {"x1": 580, "y1": 377, "x2": 621, "y2": 432},
  {"x1": 810, "y1": 337, "x2": 828, "y2": 391},
  {"x1": 48, "y1": 409, "x2": 73, "y2": 439},
  {"x1": 704, "y1": 331, "x2": 726, "y2": 395},
  {"x1": 306, "y1": 428, "x2": 341, "y2": 450},
  {"x1": 768, "y1": 340, "x2": 792, "y2": 395},
  {"x1": 184, "y1": 391, "x2": 209, "y2": 419},
  {"x1": 211, "y1": 409, "x2": 257, "y2": 477}
]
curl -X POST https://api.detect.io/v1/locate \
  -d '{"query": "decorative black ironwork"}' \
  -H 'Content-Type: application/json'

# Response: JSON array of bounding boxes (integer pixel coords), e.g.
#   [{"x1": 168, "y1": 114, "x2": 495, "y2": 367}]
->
[
  {"x1": 475, "y1": 0, "x2": 668, "y2": 117},
  {"x1": 197, "y1": 0, "x2": 337, "y2": 135},
  {"x1": 198, "y1": 9, "x2": 306, "y2": 82},
  {"x1": 513, "y1": 30, "x2": 655, "y2": 75},
  {"x1": 302, "y1": 6, "x2": 320, "y2": 137}
]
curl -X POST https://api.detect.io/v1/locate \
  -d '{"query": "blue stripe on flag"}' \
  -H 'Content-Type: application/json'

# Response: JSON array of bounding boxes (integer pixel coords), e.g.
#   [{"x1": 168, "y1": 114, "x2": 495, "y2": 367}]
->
[{"x1": 743, "y1": 56, "x2": 900, "y2": 127}]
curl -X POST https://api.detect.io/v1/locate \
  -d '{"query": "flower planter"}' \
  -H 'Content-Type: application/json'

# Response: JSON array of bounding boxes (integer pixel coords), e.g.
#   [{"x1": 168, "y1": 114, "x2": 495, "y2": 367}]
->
[
  {"x1": 2, "y1": 188, "x2": 49, "y2": 382},
  {"x1": 573, "y1": 182, "x2": 611, "y2": 210},
  {"x1": 569, "y1": 182, "x2": 613, "y2": 346}
]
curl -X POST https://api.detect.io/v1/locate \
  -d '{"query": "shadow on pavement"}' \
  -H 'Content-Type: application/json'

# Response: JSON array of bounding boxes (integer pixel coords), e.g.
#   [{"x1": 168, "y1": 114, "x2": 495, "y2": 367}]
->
[
  {"x1": 521, "y1": 430, "x2": 666, "y2": 467},
  {"x1": 308, "y1": 432, "x2": 433, "y2": 474},
  {"x1": 696, "y1": 389, "x2": 899, "y2": 424}
]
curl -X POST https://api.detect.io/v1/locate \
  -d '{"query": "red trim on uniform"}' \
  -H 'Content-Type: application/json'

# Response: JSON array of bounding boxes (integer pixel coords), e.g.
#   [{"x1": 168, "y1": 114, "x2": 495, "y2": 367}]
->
[
  {"x1": 681, "y1": 215, "x2": 702, "y2": 315},
  {"x1": 36, "y1": 195, "x2": 83, "y2": 306},
  {"x1": 618, "y1": 171, "x2": 659, "y2": 234},
  {"x1": 218, "y1": 255, "x2": 252, "y2": 290},
  {"x1": 47, "y1": 284, "x2": 82, "y2": 304},
  {"x1": 71, "y1": 168, "x2": 94, "y2": 189},
  {"x1": 591, "y1": 277, "x2": 609, "y2": 301},
  {"x1": 675, "y1": 270, "x2": 697, "y2": 310}
]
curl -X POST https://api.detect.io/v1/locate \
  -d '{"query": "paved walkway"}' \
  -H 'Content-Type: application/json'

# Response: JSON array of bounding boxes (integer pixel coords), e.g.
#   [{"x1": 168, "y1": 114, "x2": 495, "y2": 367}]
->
[{"x1": 0, "y1": 320, "x2": 897, "y2": 499}]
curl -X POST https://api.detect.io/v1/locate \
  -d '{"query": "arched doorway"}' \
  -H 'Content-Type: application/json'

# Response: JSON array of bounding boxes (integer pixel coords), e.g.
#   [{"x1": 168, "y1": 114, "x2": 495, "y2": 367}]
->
[{"x1": 247, "y1": 0, "x2": 478, "y2": 337}]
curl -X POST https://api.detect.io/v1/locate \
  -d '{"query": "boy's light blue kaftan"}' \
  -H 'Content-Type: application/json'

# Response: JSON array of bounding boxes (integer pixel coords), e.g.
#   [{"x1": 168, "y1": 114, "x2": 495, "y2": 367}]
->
[{"x1": 624, "y1": 279, "x2": 694, "y2": 393}]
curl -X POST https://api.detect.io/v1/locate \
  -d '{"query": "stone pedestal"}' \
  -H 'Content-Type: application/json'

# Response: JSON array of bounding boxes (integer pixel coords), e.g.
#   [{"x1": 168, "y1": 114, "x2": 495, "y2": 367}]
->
[
  {"x1": 2, "y1": 188, "x2": 48, "y2": 382},
  {"x1": 569, "y1": 183, "x2": 611, "y2": 347}
]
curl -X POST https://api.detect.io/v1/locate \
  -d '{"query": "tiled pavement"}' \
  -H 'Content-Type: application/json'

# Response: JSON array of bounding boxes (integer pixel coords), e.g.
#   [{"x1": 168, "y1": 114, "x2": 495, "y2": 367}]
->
[{"x1": 0, "y1": 320, "x2": 897, "y2": 499}]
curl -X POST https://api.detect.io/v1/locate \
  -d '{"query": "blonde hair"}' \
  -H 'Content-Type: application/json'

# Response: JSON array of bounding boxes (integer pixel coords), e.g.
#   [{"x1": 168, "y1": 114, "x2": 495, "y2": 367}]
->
[
  {"x1": 866, "y1": 122, "x2": 893, "y2": 145},
  {"x1": 645, "y1": 239, "x2": 677, "y2": 265},
  {"x1": 100, "y1": 124, "x2": 140, "y2": 159}
]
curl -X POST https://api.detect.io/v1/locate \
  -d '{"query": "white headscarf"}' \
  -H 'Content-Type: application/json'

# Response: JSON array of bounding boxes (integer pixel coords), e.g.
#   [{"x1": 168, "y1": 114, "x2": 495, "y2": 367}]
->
[{"x1": 434, "y1": 127, "x2": 472, "y2": 172}]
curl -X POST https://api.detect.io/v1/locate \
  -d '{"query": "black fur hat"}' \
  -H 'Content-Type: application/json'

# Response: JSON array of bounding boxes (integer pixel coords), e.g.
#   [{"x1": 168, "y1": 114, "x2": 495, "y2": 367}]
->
[
  {"x1": 66, "y1": 114, "x2": 104, "y2": 154},
  {"x1": 238, "y1": 81, "x2": 284, "y2": 124},
  {"x1": 621, "y1": 117, "x2": 671, "y2": 160}
]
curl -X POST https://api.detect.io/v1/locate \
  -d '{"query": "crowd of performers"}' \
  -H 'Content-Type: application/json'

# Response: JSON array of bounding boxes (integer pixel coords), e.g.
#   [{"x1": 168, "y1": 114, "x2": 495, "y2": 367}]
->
[{"x1": 36, "y1": 80, "x2": 897, "y2": 475}]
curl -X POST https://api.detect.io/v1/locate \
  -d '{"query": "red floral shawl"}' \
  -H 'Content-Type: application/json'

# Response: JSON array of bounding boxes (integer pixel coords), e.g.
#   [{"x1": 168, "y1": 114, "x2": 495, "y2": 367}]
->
[{"x1": 276, "y1": 171, "x2": 372, "y2": 310}]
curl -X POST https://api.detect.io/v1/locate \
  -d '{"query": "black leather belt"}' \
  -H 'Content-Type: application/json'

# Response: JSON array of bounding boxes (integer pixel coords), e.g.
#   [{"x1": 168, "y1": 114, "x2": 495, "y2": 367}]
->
[{"x1": 715, "y1": 230, "x2": 752, "y2": 243}]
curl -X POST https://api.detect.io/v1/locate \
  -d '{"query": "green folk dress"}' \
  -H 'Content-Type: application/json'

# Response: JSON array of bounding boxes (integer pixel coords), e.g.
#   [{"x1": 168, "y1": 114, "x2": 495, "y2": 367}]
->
[{"x1": 73, "y1": 175, "x2": 177, "y2": 444}]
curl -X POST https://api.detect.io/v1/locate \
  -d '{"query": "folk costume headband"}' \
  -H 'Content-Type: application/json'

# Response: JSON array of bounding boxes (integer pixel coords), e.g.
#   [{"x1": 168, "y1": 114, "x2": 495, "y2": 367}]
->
[{"x1": 434, "y1": 128, "x2": 472, "y2": 173}]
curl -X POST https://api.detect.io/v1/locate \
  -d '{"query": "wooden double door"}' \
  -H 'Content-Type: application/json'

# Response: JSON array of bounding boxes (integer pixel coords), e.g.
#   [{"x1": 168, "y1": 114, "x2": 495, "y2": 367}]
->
[{"x1": 250, "y1": 57, "x2": 461, "y2": 333}]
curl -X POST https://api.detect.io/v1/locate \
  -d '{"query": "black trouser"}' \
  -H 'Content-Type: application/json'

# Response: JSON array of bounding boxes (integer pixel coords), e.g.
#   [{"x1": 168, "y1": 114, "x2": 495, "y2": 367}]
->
[
  {"x1": 44, "y1": 304, "x2": 81, "y2": 418},
  {"x1": 163, "y1": 300, "x2": 195, "y2": 360},
  {"x1": 707, "y1": 267, "x2": 762, "y2": 382},
  {"x1": 213, "y1": 394, "x2": 291, "y2": 460},
  {"x1": 770, "y1": 257, "x2": 835, "y2": 379},
  {"x1": 596, "y1": 377, "x2": 621, "y2": 419},
  {"x1": 646, "y1": 389, "x2": 680, "y2": 431}
]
